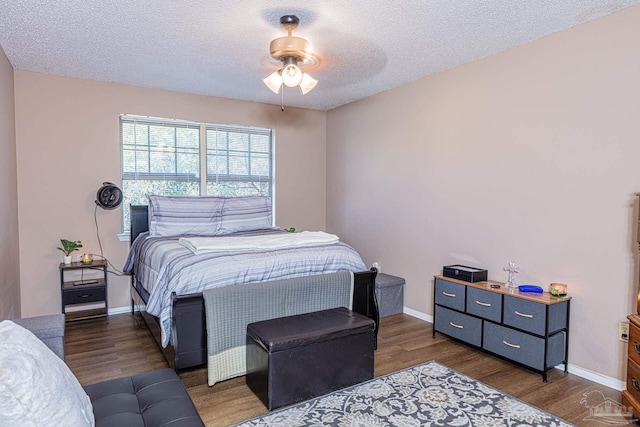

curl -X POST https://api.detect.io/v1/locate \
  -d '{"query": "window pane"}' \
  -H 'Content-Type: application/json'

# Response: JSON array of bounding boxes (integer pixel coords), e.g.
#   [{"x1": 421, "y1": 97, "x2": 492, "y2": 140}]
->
[
  {"x1": 206, "y1": 127, "x2": 272, "y2": 193},
  {"x1": 206, "y1": 181, "x2": 270, "y2": 197}
]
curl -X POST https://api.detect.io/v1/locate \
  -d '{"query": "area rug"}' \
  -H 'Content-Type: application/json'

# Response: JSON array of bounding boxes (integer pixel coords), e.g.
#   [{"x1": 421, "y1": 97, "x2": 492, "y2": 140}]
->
[{"x1": 234, "y1": 361, "x2": 574, "y2": 426}]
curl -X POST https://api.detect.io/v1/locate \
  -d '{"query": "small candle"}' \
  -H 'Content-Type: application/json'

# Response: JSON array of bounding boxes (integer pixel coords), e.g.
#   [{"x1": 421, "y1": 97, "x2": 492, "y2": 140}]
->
[
  {"x1": 549, "y1": 283, "x2": 567, "y2": 296},
  {"x1": 81, "y1": 254, "x2": 93, "y2": 265}
]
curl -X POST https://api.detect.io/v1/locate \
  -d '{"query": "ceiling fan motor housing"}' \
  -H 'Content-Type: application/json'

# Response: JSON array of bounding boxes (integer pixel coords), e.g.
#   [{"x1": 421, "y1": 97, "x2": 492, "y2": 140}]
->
[
  {"x1": 269, "y1": 36, "x2": 311, "y2": 62},
  {"x1": 269, "y1": 15, "x2": 317, "y2": 65}
]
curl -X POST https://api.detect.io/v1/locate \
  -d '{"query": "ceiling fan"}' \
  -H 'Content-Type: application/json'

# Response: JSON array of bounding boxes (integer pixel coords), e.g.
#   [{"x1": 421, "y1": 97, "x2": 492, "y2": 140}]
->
[{"x1": 263, "y1": 15, "x2": 318, "y2": 95}]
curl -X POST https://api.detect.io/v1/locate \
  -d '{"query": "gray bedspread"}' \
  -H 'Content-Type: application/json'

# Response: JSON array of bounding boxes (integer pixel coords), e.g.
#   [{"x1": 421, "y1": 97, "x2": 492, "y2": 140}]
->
[
  {"x1": 203, "y1": 271, "x2": 354, "y2": 386},
  {"x1": 124, "y1": 230, "x2": 366, "y2": 347}
]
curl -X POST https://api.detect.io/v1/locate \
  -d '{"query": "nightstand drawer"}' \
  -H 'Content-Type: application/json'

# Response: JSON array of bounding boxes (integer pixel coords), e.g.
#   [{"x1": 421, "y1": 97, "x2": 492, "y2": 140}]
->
[
  {"x1": 629, "y1": 322, "x2": 640, "y2": 367},
  {"x1": 63, "y1": 287, "x2": 105, "y2": 305},
  {"x1": 503, "y1": 296, "x2": 546, "y2": 335},
  {"x1": 434, "y1": 305, "x2": 481, "y2": 347},
  {"x1": 434, "y1": 278, "x2": 465, "y2": 311},
  {"x1": 466, "y1": 287, "x2": 502, "y2": 322}
]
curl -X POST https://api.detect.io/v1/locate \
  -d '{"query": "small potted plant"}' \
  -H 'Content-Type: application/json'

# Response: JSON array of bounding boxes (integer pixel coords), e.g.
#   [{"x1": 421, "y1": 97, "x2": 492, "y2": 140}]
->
[{"x1": 57, "y1": 239, "x2": 83, "y2": 264}]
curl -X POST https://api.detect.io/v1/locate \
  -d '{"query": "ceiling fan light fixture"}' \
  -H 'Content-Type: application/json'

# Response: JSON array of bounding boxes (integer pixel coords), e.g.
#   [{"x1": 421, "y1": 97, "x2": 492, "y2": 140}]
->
[
  {"x1": 264, "y1": 15, "x2": 319, "y2": 96},
  {"x1": 263, "y1": 70, "x2": 283, "y2": 94},
  {"x1": 299, "y1": 72, "x2": 318, "y2": 95}
]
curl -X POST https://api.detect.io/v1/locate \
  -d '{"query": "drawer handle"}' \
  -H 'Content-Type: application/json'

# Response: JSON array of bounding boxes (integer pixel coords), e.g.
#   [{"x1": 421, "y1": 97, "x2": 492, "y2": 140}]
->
[
  {"x1": 442, "y1": 292, "x2": 456, "y2": 298},
  {"x1": 475, "y1": 300, "x2": 491, "y2": 307},
  {"x1": 449, "y1": 322, "x2": 464, "y2": 329},
  {"x1": 502, "y1": 340, "x2": 521, "y2": 349},
  {"x1": 634, "y1": 341, "x2": 640, "y2": 354},
  {"x1": 633, "y1": 377, "x2": 640, "y2": 392},
  {"x1": 79, "y1": 294, "x2": 91, "y2": 298},
  {"x1": 515, "y1": 311, "x2": 533, "y2": 319}
]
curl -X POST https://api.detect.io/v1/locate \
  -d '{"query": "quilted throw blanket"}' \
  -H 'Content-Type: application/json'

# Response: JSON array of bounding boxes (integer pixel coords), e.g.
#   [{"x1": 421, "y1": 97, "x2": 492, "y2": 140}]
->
[{"x1": 203, "y1": 271, "x2": 354, "y2": 386}]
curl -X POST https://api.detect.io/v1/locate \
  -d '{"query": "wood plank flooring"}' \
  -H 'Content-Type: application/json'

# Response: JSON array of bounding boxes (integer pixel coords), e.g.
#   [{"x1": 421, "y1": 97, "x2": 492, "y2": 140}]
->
[{"x1": 65, "y1": 312, "x2": 635, "y2": 426}]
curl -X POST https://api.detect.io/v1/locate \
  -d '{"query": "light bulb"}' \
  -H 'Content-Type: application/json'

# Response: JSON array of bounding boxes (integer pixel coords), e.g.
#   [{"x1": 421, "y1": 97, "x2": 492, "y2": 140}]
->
[{"x1": 281, "y1": 62, "x2": 303, "y2": 87}]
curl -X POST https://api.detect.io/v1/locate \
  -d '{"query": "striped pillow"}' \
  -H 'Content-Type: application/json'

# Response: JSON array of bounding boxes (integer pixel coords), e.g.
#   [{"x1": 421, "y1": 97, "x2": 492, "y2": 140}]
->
[
  {"x1": 218, "y1": 196, "x2": 273, "y2": 234},
  {"x1": 148, "y1": 195, "x2": 224, "y2": 237}
]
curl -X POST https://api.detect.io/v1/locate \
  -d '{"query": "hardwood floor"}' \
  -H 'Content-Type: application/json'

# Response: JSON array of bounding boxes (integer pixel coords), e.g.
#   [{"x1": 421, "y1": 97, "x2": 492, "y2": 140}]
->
[{"x1": 66, "y1": 312, "x2": 634, "y2": 426}]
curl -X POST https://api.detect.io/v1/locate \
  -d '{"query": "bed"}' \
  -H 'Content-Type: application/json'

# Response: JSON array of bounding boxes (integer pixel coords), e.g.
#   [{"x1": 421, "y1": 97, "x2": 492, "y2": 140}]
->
[{"x1": 125, "y1": 197, "x2": 379, "y2": 372}]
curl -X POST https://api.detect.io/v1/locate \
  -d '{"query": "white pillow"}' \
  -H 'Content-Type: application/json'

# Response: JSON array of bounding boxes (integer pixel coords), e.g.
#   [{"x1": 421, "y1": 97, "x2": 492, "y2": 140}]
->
[
  {"x1": 0, "y1": 320, "x2": 94, "y2": 427},
  {"x1": 148, "y1": 195, "x2": 224, "y2": 237}
]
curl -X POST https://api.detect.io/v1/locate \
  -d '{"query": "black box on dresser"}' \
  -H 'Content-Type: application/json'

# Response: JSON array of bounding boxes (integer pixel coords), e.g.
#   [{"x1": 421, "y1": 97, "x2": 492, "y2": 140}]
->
[{"x1": 442, "y1": 265, "x2": 488, "y2": 283}]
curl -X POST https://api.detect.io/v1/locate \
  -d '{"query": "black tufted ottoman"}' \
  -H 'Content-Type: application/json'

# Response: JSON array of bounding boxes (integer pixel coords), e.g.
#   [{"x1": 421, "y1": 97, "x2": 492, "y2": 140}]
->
[
  {"x1": 246, "y1": 307, "x2": 375, "y2": 410},
  {"x1": 84, "y1": 368, "x2": 204, "y2": 427}
]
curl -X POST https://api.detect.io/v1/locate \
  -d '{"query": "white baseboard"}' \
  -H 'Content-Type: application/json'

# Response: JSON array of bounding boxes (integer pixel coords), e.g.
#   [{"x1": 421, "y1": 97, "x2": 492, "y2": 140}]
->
[
  {"x1": 109, "y1": 305, "x2": 133, "y2": 315},
  {"x1": 403, "y1": 306, "x2": 433, "y2": 323},
  {"x1": 561, "y1": 364, "x2": 626, "y2": 391},
  {"x1": 402, "y1": 306, "x2": 626, "y2": 391}
]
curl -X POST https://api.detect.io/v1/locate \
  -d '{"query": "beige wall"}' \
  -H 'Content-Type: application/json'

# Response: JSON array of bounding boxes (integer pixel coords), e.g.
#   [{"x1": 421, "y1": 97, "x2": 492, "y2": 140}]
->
[
  {"x1": 14, "y1": 73, "x2": 327, "y2": 317},
  {"x1": 0, "y1": 44, "x2": 20, "y2": 320},
  {"x1": 327, "y1": 6, "x2": 640, "y2": 382}
]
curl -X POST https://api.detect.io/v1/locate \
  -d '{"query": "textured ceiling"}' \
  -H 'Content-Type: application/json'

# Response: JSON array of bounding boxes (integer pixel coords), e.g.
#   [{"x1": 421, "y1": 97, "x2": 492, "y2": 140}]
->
[{"x1": 0, "y1": 1, "x2": 638, "y2": 111}]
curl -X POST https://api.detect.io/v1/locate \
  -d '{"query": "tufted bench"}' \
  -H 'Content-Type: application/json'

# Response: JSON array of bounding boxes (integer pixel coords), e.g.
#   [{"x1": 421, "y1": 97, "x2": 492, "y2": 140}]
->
[
  {"x1": 246, "y1": 307, "x2": 375, "y2": 410},
  {"x1": 84, "y1": 369, "x2": 204, "y2": 427}
]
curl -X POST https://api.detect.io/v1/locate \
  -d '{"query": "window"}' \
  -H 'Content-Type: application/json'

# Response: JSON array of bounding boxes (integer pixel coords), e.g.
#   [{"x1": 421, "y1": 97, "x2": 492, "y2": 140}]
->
[{"x1": 120, "y1": 115, "x2": 274, "y2": 234}]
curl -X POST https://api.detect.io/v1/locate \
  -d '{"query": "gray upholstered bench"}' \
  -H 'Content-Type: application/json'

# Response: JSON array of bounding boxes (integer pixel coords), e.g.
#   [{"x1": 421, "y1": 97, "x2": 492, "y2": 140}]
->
[
  {"x1": 246, "y1": 307, "x2": 375, "y2": 410},
  {"x1": 13, "y1": 313, "x2": 65, "y2": 359},
  {"x1": 84, "y1": 369, "x2": 204, "y2": 427}
]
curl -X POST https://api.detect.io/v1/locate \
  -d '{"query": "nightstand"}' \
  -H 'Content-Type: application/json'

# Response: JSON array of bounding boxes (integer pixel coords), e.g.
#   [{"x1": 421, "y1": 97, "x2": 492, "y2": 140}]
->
[{"x1": 59, "y1": 259, "x2": 108, "y2": 323}]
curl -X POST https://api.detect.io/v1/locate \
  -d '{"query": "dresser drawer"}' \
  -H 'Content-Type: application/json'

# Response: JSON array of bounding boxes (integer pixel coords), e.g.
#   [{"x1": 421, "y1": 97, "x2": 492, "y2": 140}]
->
[
  {"x1": 503, "y1": 296, "x2": 546, "y2": 335},
  {"x1": 629, "y1": 322, "x2": 640, "y2": 367},
  {"x1": 63, "y1": 286, "x2": 106, "y2": 305},
  {"x1": 483, "y1": 322, "x2": 565, "y2": 370},
  {"x1": 434, "y1": 305, "x2": 482, "y2": 347},
  {"x1": 466, "y1": 287, "x2": 502, "y2": 322},
  {"x1": 627, "y1": 358, "x2": 640, "y2": 403},
  {"x1": 434, "y1": 278, "x2": 465, "y2": 311}
]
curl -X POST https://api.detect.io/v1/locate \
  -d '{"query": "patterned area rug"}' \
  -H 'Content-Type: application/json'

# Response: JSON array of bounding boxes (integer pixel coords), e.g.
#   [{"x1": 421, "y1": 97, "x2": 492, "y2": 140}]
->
[{"x1": 234, "y1": 361, "x2": 574, "y2": 426}]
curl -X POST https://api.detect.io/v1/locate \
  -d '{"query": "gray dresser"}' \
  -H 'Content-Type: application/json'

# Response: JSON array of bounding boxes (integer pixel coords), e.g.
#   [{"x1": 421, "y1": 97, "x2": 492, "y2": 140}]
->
[{"x1": 433, "y1": 276, "x2": 571, "y2": 381}]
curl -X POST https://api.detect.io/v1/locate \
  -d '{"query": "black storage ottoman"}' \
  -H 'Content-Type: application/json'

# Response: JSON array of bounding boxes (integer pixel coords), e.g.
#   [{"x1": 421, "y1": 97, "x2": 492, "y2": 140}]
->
[
  {"x1": 246, "y1": 307, "x2": 375, "y2": 410},
  {"x1": 375, "y1": 273, "x2": 405, "y2": 317}
]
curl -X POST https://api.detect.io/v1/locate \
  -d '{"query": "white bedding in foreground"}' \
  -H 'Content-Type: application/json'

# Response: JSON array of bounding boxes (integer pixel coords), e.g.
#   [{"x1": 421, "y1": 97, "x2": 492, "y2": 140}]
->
[{"x1": 179, "y1": 231, "x2": 339, "y2": 254}]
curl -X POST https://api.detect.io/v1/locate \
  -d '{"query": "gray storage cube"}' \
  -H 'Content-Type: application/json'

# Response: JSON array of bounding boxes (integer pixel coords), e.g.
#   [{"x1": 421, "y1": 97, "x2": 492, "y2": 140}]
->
[{"x1": 375, "y1": 273, "x2": 405, "y2": 317}]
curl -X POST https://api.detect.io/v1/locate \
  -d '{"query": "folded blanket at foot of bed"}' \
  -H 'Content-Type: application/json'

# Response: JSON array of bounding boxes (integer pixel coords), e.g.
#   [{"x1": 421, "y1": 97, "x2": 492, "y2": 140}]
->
[{"x1": 179, "y1": 231, "x2": 339, "y2": 254}]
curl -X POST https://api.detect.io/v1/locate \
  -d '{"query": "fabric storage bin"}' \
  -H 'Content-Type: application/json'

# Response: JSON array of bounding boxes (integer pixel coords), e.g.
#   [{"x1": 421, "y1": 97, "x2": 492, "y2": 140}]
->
[
  {"x1": 246, "y1": 307, "x2": 375, "y2": 410},
  {"x1": 375, "y1": 273, "x2": 405, "y2": 317}
]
